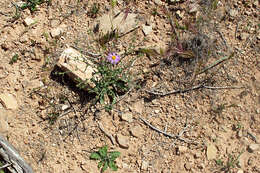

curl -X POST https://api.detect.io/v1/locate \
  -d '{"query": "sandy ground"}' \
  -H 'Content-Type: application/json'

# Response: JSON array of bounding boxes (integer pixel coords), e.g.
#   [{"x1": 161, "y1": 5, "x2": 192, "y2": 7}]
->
[{"x1": 0, "y1": 0, "x2": 259, "y2": 172}]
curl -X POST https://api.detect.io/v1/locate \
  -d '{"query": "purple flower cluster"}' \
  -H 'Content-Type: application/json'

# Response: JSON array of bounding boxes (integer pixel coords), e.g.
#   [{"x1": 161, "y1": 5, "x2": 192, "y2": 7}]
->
[{"x1": 107, "y1": 53, "x2": 120, "y2": 64}]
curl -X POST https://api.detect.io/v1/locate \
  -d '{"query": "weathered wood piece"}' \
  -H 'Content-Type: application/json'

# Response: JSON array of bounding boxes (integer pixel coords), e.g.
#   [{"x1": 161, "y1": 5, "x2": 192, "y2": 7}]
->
[{"x1": 0, "y1": 135, "x2": 34, "y2": 173}]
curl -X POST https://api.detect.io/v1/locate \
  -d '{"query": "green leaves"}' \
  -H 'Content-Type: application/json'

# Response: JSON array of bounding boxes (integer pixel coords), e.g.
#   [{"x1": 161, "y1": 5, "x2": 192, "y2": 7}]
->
[
  {"x1": 21, "y1": 0, "x2": 46, "y2": 12},
  {"x1": 90, "y1": 146, "x2": 120, "y2": 172},
  {"x1": 88, "y1": 59, "x2": 131, "y2": 110},
  {"x1": 90, "y1": 152, "x2": 101, "y2": 160},
  {"x1": 99, "y1": 145, "x2": 108, "y2": 158},
  {"x1": 109, "y1": 151, "x2": 120, "y2": 161}
]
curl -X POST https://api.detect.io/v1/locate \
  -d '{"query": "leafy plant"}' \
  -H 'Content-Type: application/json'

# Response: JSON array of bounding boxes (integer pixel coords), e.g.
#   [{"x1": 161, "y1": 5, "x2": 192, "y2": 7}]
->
[
  {"x1": 21, "y1": 0, "x2": 50, "y2": 12},
  {"x1": 90, "y1": 145, "x2": 120, "y2": 172},
  {"x1": 47, "y1": 112, "x2": 59, "y2": 125},
  {"x1": 88, "y1": 3, "x2": 100, "y2": 18},
  {"x1": 84, "y1": 53, "x2": 132, "y2": 110},
  {"x1": 9, "y1": 54, "x2": 19, "y2": 64},
  {"x1": 215, "y1": 151, "x2": 244, "y2": 172}
]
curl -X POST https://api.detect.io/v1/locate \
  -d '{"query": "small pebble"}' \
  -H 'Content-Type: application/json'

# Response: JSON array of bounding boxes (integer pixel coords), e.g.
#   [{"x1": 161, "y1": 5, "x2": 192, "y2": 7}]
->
[{"x1": 248, "y1": 144, "x2": 259, "y2": 153}]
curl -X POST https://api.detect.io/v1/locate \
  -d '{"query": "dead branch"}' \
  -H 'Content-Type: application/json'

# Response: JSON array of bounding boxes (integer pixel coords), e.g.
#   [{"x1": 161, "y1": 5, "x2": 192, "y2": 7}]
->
[
  {"x1": 139, "y1": 117, "x2": 198, "y2": 145},
  {"x1": 145, "y1": 84, "x2": 203, "y2": 96},
  {"x1": 0, "y1": 135, "x2": 34, "y2": 173}
]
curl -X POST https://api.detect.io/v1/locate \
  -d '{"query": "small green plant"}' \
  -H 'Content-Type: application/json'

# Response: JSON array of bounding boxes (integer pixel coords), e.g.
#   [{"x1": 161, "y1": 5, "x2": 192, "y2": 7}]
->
[
  {"x1": 215, "y1": 159, "x2": 224, "y2": 166},
  {"x1": 90, "y1": 145, "x2": 120, "y2": 172},
  {"x1": 215, "y1": 151, "x2": 244, "y2": 172},
  {"x1": 151, "y1": 7, "x2": 158, "y2": 16},
  {"x1": 88, "y1": 3, "x2": 100, "y2": 18},
  {"x1": 80, "y1": 52, "x2": 132, "y2": 110},
  {"x1": 21, "y1": 0, "x2": 50, "y2": 12},
  {"x1": 47, "y1": 112, "x2": 59, "y2": 125},
  {"x1": 9, "y1": 54, "x2": 19, "y2": 64}
]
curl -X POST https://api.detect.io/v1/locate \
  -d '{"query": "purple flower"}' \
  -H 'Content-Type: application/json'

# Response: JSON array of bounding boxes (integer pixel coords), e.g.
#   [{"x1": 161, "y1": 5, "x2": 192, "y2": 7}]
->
[{"x1": 107, "y1": 53, "x2": 120, "y2": 64}]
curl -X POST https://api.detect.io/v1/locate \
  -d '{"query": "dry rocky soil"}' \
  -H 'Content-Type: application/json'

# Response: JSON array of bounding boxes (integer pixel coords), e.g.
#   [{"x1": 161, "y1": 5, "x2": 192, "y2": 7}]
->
[{"x1": 0, "y1": 0, "x2": 259, "y2": 172}]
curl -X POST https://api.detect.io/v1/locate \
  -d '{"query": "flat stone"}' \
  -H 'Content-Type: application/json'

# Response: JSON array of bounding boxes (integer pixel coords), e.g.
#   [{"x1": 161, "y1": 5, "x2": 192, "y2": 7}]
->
[
  {"x1": 184, "y1": 163, "x2": 191, "y2": 171},
  {"x1": 130, "y1": 125, "x2": 144, "y2": 138},
  {"x1": 248, "y1": 144, "x2": 259, "y2": 153},
  {"x1": 131, "y1": 100, "x2": 144, "y2": 114},
  {"x1": 229, "y1": 9, "x2": 238, "y2": 17},
  {"x1": 116, "y1": 134, "x2": 129, "y2": 149},
  {"x1": 237, "y1": 170, "x2": 244, "y2": 173},
  {"x1": 141, "y1": 160, "x2": 149, "y2": 170},
  {"x1": 50, "y1": 19, "x2": 60, "y2": 27},
  {"x1": 0, "y1": 110, "x2": 9, "y2": 135},
  {"x1": 61, "y1": 104, "x2": 70, "y2": 111},
  {"x1": 189, "y1": 3, "x2": 200, "y2": 13},
  {"x1": 27, "y1": 79, "x2": 43, "y2": 90},
  {"x1": 57, "y1": 47, "x2": 98, "y2": 89},
  {"x1": 178, "y1": 146, "x2": 188, "y2": 154},
  {"x1": 142, "y1": 25, "x2": 153, "y2": 36},
  {"x1": 97, "y1": 11, "x2": 139, "y2": 36},
  {"x1": 207, "y1": 143, "x2": 217, "y2": 160},
  {"x1": 154, "y1": 0, "x2": 163, "y2": 5},
  {"x1": 50, "y1": 24, "x2": 66, "y2": 38},
  {"x1": 120, "y1": 112, "x2": 133, "y2": 123},
  {"x1": 239, "y1": 33, "x2": 249, "y2": 40},
  {"x1": 24, "y1": 17, "x2": 35, "y2": 26},
  {"x1": 0, "y1": 93, "x2": 18, "y2": 110}
]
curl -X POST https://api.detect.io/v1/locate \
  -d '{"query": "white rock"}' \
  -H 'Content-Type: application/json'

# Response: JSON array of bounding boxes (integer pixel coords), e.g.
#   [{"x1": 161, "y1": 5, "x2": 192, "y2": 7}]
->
[
  {"x1": 207, "y1": 143, "x2": 217, "y2": 160},
  {"x1": 141, "y1": 160, "x2": 149, "y2": 170},
  {"x1": 131, "y1": 100, "x2": 144, "y2": 114},
  {"x1": 189, "y1": 3, "x2": 200, "y2": 13},
  {"x1": 248, "y1": 144, "x2": 259, "y2": 153},
  {"x1": 97, "y1": 11, "x2": 139, "y2": 36},
  {"x1": 229, "y1": 9, "x2": 238, "y2": 17},
  {"x1": 24, "y1": 17, "x2": 35, "y2": 26},
  {"x1": 57, "y1": 47, "x2": 98, "y2": 89},
  {"x1": 130, "y1": 125, "x2": 144, "y2": 138},
  {"x1": 61, "y1": 104, "x2": 70, "y2": 111},
  {"x1": 0, "y1": 93, "x2": 18, "y2": 110},
  {"x1": 154, "y1": 109, "x2": 160, "y2": 113},
  {"x1": 237, "y1": 170, "x2": 244, "y2": 173},
  {"x1": 142, "y1": 25, "x2": 153, "y2": 36},
  {"x1": 178, "y1": 146, "x2": 188, "y2": 154},
  {"x1": 154, "y1": 0, "x2": 163, "y2": 5},
  {"x1": 120, "y1": 112, "x2": 133, "y2": 123},
  {"x1": 51, "y1": 27, "x2": 63, "y2": 38},
  {"x1": 116, "y1": 134, "x2": 129, "y2": 149}
]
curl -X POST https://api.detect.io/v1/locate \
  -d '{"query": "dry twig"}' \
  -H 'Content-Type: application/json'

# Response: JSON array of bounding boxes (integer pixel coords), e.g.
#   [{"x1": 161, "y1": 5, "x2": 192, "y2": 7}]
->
[
  {"x1": 139, "y1": 117, "x2": 198, "y2": 145},
  {"x1": 145, "y1": 84, "x2": 243, "y2": 96}
]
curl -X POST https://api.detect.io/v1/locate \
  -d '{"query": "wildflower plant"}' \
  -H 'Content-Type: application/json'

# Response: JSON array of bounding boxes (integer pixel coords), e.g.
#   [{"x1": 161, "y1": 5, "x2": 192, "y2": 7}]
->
[
  {"x1": 90, "y1": 145, "x2": 120, "y2": 172},
  {"x1": 88, "y1": 52, "x2": 132, "y2": 110}
]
